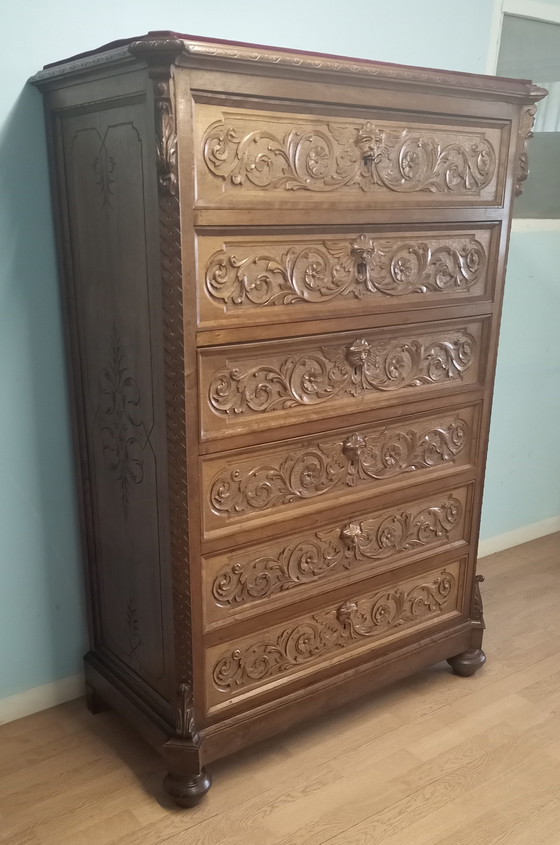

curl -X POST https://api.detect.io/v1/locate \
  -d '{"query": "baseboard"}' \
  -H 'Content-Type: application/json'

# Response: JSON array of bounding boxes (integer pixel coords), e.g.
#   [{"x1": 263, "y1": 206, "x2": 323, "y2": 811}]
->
[
  {"x1": 0, "y1": 674, "x2": 84, "y2": 726},
  {"x1": 478, "y1": 515, "x2": 560, "y2": 559}
]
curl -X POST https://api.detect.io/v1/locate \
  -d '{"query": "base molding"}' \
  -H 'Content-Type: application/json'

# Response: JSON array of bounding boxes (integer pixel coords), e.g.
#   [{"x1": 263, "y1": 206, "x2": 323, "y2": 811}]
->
[
  {"x1": 478, "y1": 515, "x2": 560, "y2": 559},
  {"x1": 0, "y1": 674, "x2": 84, "y2": 726}
]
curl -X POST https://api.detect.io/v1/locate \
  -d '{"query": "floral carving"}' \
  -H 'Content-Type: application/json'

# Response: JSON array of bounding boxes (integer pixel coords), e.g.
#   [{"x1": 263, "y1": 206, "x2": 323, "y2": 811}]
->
[
  {"x1": 93, "y1": 146, "x2": 116, "y2": 208},
  {"x1": 202, "y1": 117, "x2": 496, "y2": 196},
  {"x1": 95, "y1": 325, "x2": 149, "y2": 517},
  {"x1": 209, "y1": 418, "x2": 468, "y2": 518},
  {"x1": 198, "y1": 232, "x2": 487, "y2": 307},
  {"x1": 212, "y1": 570, "x2": 456, "y2": 691},
  {"x1": 124, "y1": 599, "x2": 142, "y2": 657},
  {"x1": 212, "y1": 495, "x2": 463, "y2": 606},
  {"x1": 208, "y1": 330, "x2": 476, "y2": 417}
]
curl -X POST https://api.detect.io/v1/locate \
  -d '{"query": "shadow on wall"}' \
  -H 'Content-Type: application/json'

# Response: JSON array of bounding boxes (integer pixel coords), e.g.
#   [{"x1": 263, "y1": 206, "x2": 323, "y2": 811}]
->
[{"x1": 0, "y1": 83, "x2": 87, "y2": 697}]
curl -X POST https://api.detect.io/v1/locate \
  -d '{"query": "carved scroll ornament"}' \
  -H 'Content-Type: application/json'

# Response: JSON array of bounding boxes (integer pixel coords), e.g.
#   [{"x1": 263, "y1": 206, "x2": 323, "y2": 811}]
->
[
  {"x1": 212, "y1": 495, "x2": 463, "y2": 606},
  {"x1": 208, "y1": 329, "x2": 475, "y2": 417},
  {"x1": 203, "y1": 118, "x2": 496, "y2": 195},
  {"x1": 210, "y1": 417, "x2": 468, "y2": 518},
  {"x1": 213, "y1": 569, "x2": 456, "y2": 692},
  {"x1": 205, "y1": 234, "x2": 487, "y2": 308}
]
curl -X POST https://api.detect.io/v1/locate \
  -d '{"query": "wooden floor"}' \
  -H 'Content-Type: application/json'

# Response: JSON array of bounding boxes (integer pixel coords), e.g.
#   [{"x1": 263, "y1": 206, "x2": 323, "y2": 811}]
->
[{"x1": 1, "y1": 533, "x2": 560, "y2": 845}]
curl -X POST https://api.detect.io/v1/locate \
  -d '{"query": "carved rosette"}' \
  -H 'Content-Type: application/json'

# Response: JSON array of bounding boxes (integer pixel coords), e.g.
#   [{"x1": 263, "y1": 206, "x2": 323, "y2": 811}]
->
[
  {"x1": 212, "y1": 496, "x2": 463, "y2": 606},
  {"x1": 205, "y1": 234, "x2": 487, "y2": 308},
  {"x1": 212, "y1": 569, "x2": 456, "y2": 692},
  {"x1": 209, "y1": 418, "x2": 468, "y2": 518},
  {"x1": 208, "y1": 330, "x2": 475, "y2": 417},
  {"x1": 203, "y1": 117, "x2": 496, "y2": 195}
]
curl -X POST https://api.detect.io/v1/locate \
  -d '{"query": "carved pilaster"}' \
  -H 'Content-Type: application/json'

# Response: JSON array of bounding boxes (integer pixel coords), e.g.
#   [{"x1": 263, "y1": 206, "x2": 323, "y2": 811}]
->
[{"x1": 131, "y1": 45, "x2": 193, "y2": 696}]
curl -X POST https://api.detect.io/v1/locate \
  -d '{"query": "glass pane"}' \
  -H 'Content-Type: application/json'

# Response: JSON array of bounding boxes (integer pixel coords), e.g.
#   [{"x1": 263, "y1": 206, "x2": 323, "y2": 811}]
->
[{"x1": 497, "y1": 14, "x2": 560, "y2": 217}]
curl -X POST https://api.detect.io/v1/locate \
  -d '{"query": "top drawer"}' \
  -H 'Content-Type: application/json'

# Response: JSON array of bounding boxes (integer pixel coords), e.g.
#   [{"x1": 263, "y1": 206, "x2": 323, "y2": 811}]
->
[{"x1": 194, "y1": 101, "x2": 507, "y2": 211}]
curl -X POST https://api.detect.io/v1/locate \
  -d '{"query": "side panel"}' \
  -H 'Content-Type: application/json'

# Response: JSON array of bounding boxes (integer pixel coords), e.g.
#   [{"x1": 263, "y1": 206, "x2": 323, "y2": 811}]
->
[{"x1": 54, "y1": 92, "x2": 174, "y2": 711}]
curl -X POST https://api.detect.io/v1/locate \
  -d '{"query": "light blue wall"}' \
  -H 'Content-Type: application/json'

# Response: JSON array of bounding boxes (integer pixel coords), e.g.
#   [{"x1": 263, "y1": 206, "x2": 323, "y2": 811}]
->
[{"x1": 0, "y1": 0, "x2": 555, "y2": 700}]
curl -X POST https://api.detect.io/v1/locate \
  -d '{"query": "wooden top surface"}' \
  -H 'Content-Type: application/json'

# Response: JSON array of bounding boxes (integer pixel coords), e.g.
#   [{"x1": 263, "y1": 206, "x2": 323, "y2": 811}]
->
[{"x1": 31, "y1": 30, "x2": 546, "y2": 102}]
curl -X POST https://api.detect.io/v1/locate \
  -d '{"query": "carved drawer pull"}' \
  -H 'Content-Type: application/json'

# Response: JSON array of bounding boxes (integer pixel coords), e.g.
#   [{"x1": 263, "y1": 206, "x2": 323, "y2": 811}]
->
[
  {"x1": 337, "y1": 601, "x2": 358, "y2": 624},
  {"x1": 346, "y1": 338, "x2": 372, "y2": 367},
  {"x1": 339, "y1": 522, "x2": 365, "y2": 549}
]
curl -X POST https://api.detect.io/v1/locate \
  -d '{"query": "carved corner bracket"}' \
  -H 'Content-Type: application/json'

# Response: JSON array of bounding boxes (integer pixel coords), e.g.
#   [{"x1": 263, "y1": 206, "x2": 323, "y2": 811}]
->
[
  {"x1": 472, "y1": 573, "x2": 485, "y2": 629},
  {"x1": 514, "y1": 87, "x2": 547, "y2": 199},
  {"x1": 176, "y1": 683, "x2": 200, "y2": 746}
]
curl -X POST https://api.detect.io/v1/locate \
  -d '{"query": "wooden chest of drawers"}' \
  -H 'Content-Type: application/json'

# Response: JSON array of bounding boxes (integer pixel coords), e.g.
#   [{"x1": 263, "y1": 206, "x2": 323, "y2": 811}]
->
[{"x1": 32, "y1": 32, "x2": 545, "y2": 807}]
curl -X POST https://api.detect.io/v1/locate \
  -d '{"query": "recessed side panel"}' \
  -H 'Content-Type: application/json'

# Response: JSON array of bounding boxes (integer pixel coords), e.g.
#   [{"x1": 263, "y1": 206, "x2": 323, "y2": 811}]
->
[{"x1": 59, "y1": 101, "x2": 173, "y2": 706}]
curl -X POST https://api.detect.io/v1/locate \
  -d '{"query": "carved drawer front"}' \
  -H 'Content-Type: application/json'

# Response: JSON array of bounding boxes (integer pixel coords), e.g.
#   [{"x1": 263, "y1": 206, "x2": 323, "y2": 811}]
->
[
  {"x1": 199, "y1": 318, "x2": 485, "y2": 442},
  {"x1": 194, "y1": 102, "x2": 505, "y2": 209},
  {"x1": 197, "y1": 227, "x2": 495, "y2": 330},
  {"x1": 205, "y1": 558, "x2": 464, "y2": 711},
  {"x1": 201, "y1": 404, "x2": 478, "y2": 541},
  {"x1": 203, "y1": 485, "x2": 471, "y2": 628}
]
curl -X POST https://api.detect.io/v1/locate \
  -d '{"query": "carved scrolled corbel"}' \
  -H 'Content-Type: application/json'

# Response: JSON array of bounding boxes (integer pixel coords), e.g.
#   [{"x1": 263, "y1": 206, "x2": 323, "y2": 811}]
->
[
  {"x1": 515, "y1": 85, "x2": 548, "y2": 198},
  {"x1": 515, "y1": 105, "x2": 536, "y2": 197}
]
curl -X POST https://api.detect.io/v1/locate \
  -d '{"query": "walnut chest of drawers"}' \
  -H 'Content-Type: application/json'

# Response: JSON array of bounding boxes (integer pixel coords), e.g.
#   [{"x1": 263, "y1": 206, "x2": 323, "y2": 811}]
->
[{"x1": 32, "y1": 32, "x2": 545, "y2": 806}]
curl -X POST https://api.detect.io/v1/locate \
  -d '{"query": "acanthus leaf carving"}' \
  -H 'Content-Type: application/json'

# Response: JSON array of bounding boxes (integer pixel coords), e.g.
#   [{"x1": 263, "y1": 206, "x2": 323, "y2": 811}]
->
[
  {"x1": 205, "y1": 234, "x2": 487, "y2": 308},
  {"x1": 202, "y1": 117, "x2": 496, "y2": 196},
  {"x1": 208, "y1": 329, "x2": 476, "y2": 417},
  {"x1": 176, "y1": 683, "x2": 200, "y2": 744},
  {"x1": 212, "y1": 495, "x2": 463, "y2": 607},
  {"x1": 155, "y1": 79, "x2": 178, "y2": 196},
  {"x1": 209, "y1": 418, "x2": 468, "y2": 518},
  {"x1": 212, "y1": 569, "x2": 457, "y2": 692}
]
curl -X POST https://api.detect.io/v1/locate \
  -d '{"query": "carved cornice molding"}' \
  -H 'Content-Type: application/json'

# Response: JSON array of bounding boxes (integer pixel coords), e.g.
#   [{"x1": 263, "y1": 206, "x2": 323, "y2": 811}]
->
[{"x1": 30, "y1": 34, "x2": 550, "y2": 103}]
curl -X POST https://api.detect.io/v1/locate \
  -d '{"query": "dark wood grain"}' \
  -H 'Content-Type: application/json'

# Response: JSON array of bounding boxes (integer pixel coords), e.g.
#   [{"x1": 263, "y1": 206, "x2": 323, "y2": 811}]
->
[{"x1": 32, "y1": 32, "x2": 545, "y2": 808}]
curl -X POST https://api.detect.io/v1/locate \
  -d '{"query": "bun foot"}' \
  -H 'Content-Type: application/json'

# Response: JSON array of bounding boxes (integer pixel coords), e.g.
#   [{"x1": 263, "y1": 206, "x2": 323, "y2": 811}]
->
[
  {"x1": 163, "y1": 768, "x2": 212, "y2": 808},
  {"x1": 447, "y1": 648, "x2": 487, "y2": 677}
]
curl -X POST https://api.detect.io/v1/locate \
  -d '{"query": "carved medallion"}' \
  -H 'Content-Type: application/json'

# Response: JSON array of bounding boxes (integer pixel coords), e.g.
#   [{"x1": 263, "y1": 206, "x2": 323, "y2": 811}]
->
[
  {"x1": 203, "y1": 116, "x2": 496, "y2": 196},
  {"x1": 209, "y1": 417, "x2": 468, "y2": 519},
  {"x1": 208, "y1": 329, "x2": 476, "y2": 417},
  {"x1": 212, "y1": 569, "x2": 457, "y2": 692},
  {"x1": 212, "y1": 495, "x2": 463, "y2": 607},
  {"x1": 204, "y1": 233, "x2": 487, "y2": 308}
]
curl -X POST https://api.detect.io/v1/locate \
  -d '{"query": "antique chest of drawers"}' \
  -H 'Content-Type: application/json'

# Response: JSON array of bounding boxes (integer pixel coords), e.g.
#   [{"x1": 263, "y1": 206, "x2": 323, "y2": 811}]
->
[{"x1": 32, "y1": 32, "x2": 545, "y2": 806}]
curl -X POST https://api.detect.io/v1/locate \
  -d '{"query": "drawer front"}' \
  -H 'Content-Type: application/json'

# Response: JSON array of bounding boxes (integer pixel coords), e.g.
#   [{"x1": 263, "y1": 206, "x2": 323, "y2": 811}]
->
[
  {"x1": 205, "y1": 558, "x2": 464, "y2": 712},
  {"x1": 197, "y1": 227, "x2": 496, "y2": 331},
  {"x1": 201, "y1": 405, "x2": 478, "y2": 540},
  {"x1": 194, "y1": 102, "x2": 505, "y2": 209},
  {"x1": 200, "y1": 319, "x2": 485, "y2": 441},
  {"x1": 204, "y1": 485, "x2": 472, "y2": 628}
]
